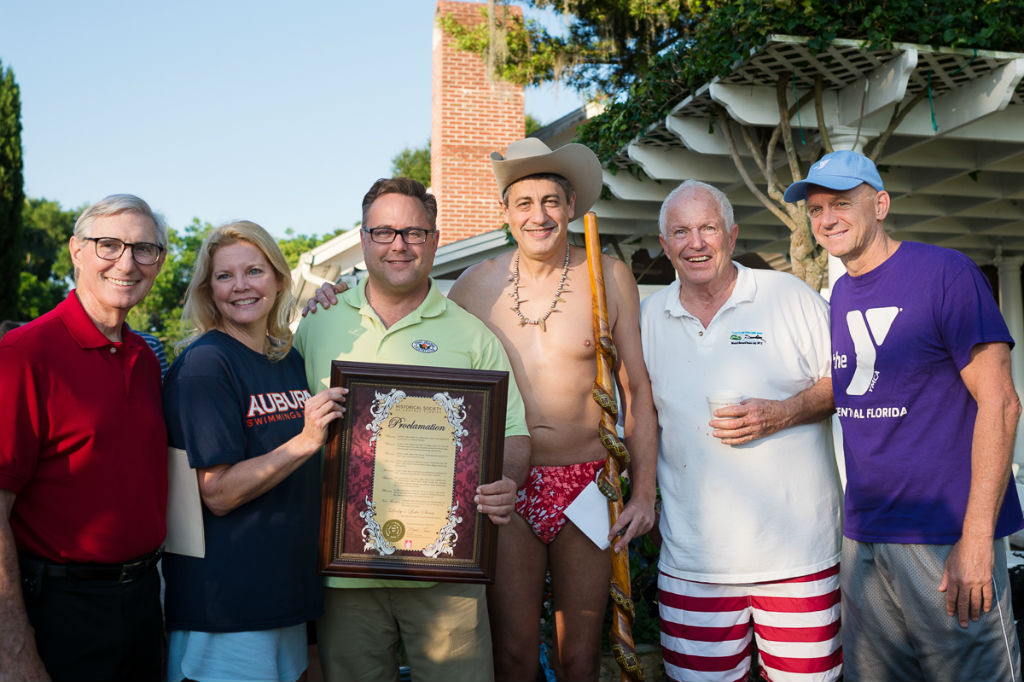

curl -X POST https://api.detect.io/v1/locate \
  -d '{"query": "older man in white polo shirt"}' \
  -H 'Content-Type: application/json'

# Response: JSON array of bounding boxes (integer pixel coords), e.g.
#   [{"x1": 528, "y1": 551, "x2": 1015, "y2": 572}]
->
[{"x1": 640, "y1": 180, "x2": 843, "y2": 682}]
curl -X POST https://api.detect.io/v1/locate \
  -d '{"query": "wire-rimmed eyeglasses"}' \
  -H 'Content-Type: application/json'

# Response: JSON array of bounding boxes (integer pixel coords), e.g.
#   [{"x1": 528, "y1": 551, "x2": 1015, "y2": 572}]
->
[
  {"x1": 362, "y1": 227, "x2": 436, "y2": 245},
  {"x1": 81, "y1": 237, "x2": 164, "y2": 265}
]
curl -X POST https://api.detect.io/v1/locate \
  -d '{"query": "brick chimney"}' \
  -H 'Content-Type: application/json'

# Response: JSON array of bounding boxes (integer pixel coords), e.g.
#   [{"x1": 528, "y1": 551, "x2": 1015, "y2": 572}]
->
[{"x1": 432, "y1": 1, "x2": 525, "y2": 245}]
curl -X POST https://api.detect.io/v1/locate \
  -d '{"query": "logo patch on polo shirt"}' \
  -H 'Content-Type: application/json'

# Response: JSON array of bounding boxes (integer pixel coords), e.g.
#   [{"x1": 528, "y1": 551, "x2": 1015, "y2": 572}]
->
[
  {"x1": 729, "y1": 330, "x2": 765, "y2": 345},
  {"x1": 412, "y1": 339, "x2": 438, "y2": 353}
]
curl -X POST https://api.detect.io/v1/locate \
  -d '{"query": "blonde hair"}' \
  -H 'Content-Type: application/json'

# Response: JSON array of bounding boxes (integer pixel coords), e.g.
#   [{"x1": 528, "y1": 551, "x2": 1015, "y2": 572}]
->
[{"x1": 181, "y1": 221, "x2": 295, "y2": 362}]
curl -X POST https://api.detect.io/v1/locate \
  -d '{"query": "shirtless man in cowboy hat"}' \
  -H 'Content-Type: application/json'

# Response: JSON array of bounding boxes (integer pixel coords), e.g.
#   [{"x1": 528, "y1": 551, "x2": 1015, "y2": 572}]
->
[{"x1": 448, "y1": 138, "x2": 658, "y2": 682}]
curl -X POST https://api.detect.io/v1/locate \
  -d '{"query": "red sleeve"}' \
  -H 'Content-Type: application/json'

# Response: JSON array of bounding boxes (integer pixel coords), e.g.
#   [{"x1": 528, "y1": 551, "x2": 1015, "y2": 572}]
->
[{"x1": 0, "y1": 345, "x2": 43, "y2": 493}]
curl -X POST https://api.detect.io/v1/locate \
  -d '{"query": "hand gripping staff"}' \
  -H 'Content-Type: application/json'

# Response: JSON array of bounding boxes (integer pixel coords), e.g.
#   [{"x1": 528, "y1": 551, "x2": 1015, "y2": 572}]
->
[{"x1": 584, "y1": 211, "x2": 644, "y2": 682}]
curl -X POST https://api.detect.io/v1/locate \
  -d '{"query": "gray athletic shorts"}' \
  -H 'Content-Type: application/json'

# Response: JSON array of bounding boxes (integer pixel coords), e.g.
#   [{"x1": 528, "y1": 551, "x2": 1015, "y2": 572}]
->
[{"x1": 841, "y1": 537, "x2": 1021, "y2": 682}]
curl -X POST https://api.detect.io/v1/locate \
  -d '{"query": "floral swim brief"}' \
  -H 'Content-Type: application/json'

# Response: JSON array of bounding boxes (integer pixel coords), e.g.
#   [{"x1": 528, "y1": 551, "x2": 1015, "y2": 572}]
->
[{"x1": 514, "y1": 459, "x2": 604, "y2": 544}]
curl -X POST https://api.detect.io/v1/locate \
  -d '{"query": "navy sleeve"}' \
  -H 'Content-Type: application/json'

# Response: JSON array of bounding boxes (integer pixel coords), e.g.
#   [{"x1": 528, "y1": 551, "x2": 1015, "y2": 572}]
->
[{"x1": 163, "y1": 343, "x2": 247, "y2": 468}]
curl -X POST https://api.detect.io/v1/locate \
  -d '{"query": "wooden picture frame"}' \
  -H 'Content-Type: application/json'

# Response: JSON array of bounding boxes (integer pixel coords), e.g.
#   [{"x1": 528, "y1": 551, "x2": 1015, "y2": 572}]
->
[{"x1": 319, "y1": 361, "x2": 508, "y2": 583}]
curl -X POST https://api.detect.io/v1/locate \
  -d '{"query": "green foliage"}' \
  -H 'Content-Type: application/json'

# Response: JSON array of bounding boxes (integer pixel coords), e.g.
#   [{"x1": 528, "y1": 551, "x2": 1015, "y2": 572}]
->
[
  {"x1": 126, "y1": 218, "x2": 212, "y2": 359},
  {"x1": 0, "y1": 60, "x2": 25, "y2": 320},
  {"x1": 279, "y1": 227, "x2": 345, "y2": 269},
  {"x1": 439, "y1": 1, "x2": 685, "y2": 94},
  {"x1": 574, "y1": 0, "x2": 1024, "y2": 163},
  {"x1": 16, "y1": 198, "x2": 79, "y2": 319},
  {"x1": 391, "y1": 141, "x2": 432, "y2": 187},
  {"x1": 525, "y1": 113, "x2": 543, "y2": 136},
  {"x1": 625, "y1": 533, "x2": 662, "y2": 646},
  {"x1": 20, "y1": 198, "x2": 76, "y2": 281},
  {"x1": 17, "y1": 271, "x2": 62, "y2": 320}
]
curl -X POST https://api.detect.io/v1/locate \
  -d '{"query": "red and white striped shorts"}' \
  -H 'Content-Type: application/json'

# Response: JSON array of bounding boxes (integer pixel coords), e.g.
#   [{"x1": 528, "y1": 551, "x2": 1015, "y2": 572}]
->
[{"x1": 658, "y1": 565, "x2": 842, "y2": 682}]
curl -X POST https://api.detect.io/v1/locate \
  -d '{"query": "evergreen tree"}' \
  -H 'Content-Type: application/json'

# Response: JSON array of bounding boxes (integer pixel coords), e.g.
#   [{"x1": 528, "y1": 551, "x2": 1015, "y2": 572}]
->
[{"x1": 0, "y1": 60, "x2": 25, "y2": 321}]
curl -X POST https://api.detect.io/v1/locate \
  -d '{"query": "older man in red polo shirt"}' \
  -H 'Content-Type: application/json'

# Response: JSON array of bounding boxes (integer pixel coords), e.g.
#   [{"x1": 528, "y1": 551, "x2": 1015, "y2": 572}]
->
[{"x1": 0, "y1": 194, "x2": 168, "y2": 681}]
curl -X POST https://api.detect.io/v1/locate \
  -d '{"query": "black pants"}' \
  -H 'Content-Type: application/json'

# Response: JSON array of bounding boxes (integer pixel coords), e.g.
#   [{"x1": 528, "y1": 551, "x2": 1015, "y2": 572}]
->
[{"x1": 20, "y1": 557, "x2": 164, "y2": 682}]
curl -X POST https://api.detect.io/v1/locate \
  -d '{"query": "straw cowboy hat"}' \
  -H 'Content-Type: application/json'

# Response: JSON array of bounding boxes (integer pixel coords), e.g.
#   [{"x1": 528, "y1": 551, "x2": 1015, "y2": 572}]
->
[{"x1": 490, "y1": 138, "x2": 603, "y2": 218}]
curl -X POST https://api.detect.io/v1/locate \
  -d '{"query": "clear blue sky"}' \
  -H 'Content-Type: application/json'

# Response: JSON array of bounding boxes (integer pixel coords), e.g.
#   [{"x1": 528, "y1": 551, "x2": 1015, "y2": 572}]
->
[{"x1": 0, "y1": 1, "x2": 582, "y2": 238}]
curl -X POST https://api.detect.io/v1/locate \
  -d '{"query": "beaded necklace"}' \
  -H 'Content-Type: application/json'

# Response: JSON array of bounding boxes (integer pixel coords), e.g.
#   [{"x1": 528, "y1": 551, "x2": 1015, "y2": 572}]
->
[{"x1": 509, "y1": 243, "x2": 570, "y2": 332}]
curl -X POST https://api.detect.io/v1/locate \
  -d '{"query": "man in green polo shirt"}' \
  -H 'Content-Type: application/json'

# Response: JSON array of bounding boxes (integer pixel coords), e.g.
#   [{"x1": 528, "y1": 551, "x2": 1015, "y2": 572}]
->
[{"x1": 293, "y1": 177, "x2": 530, "y2": 682}]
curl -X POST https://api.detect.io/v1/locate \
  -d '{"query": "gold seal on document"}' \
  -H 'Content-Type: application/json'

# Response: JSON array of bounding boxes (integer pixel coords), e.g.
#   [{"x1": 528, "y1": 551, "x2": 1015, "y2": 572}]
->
[{"x1": 381, "y1": 519, "x2": 406, "y2": 542}]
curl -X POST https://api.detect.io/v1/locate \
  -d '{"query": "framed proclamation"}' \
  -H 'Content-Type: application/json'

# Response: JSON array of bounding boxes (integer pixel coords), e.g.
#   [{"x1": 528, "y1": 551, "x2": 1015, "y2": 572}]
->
[{"x1": 319, "y1": 361, "x2": 508, "y2": 583}]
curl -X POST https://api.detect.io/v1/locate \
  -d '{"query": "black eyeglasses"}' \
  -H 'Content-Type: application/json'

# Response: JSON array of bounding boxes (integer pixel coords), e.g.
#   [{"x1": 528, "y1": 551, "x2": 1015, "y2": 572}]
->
[
  {"x1": 362, "y1": 227, "x2": 436, "y2": 245},
  {"x1": 82, "y1": 237, "x2": 164, "y2": 265}
]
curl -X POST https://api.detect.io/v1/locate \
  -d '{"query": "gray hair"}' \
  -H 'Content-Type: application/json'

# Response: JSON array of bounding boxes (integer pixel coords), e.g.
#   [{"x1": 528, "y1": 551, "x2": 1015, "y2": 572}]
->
[
  {"x1": 658, "y1": 180, "x2": 734, "y2": 236},
  {"x1": 74, "y1": 194, "x2": 168, "y2": 248}
]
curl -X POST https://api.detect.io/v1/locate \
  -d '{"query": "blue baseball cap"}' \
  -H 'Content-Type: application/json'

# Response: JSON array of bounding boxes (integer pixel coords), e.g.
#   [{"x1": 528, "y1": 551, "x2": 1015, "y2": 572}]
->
[{"x1": 783, "y1": 150, "x2": 885, "y2": 203}]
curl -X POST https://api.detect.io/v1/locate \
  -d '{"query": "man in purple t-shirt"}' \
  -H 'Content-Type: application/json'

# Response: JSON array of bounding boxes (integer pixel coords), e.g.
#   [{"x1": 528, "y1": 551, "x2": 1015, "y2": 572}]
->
[{"x1": 785, "y1": 150, "x2": 1024, "y2": 681}]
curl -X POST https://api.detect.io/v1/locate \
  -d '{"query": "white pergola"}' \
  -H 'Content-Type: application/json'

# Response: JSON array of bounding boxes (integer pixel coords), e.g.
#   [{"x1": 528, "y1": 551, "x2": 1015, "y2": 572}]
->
[{"x1": 579, "y1": 35, "x2": 1024, "y2": 264}]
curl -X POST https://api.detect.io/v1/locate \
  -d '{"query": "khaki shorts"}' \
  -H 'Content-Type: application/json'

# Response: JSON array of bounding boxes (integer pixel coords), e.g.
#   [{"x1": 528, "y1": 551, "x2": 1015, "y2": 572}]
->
[{"x1": 317, "y1": 582, "x2": 493, "y2": 682}]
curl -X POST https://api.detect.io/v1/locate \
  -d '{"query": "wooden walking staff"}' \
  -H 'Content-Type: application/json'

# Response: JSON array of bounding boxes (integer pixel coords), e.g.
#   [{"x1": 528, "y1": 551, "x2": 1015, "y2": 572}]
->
[{"x1": 584, "y1": 211, "x2": 644, "y2": 682}]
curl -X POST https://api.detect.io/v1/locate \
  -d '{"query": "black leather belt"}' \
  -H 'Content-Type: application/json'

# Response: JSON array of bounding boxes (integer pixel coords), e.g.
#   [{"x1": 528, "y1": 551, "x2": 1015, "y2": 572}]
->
[{"x1": 20, "y1": 550, "x2": 162, "y2": 584}]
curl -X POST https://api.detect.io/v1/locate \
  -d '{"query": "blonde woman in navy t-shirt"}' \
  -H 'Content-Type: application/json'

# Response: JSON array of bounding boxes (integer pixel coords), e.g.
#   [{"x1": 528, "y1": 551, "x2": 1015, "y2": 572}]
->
[{"x1": 162, "y1": 221, "x2": 345, "y2": 682}]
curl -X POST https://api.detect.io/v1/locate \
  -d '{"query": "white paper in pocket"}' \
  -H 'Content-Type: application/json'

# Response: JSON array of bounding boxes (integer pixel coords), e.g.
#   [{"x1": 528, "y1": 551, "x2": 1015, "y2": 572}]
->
[{"x1": 564, "y1": 480, "x2": 611, "y2": 550}]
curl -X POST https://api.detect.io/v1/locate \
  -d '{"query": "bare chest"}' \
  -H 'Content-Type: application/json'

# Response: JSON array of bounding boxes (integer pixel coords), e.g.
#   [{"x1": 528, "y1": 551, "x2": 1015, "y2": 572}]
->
[{"x1": 489, "y1": 279, "x2": 600, "y2": 369}]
